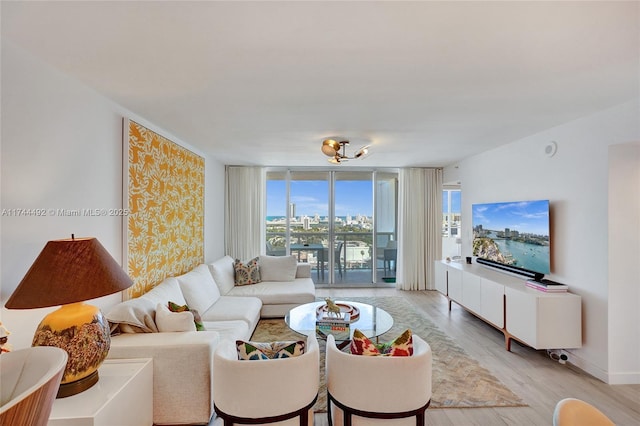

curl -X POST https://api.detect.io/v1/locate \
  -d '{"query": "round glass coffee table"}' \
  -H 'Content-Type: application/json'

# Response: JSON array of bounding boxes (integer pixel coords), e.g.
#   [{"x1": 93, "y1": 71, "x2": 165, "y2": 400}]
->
[{"x1": 285, "y1": 301, "x2": 393, "y2": 347}]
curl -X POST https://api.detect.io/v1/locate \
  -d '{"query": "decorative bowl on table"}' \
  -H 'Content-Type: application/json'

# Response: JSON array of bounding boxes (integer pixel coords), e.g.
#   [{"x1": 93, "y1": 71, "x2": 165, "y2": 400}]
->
[{"x1": 316, "y1": 303, "x2": 360, "y2": 322}]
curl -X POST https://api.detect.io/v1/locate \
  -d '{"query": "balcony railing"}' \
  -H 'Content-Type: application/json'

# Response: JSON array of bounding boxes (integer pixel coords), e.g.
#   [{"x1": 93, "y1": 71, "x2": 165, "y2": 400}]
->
[{"x1": 266, "y1": 231, "x2": 396, "y2": 284}]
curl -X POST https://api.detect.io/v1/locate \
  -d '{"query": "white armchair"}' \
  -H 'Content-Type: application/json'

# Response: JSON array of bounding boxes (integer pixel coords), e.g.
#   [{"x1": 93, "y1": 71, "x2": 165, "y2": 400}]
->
[
  {"x1": 213, "y1": 334, "x2": 320, "y2": 425},
  {"x1": 1, "y1": 346, "x2": 68, "y2": 426},
  {"x1": 325, "y1": 334, "x2": 432, "y2": 426}
]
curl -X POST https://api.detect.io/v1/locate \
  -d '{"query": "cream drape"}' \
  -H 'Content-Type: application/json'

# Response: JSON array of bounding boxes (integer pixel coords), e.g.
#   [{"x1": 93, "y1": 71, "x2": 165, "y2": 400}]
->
[
  {"x1": 396, "y1": 168, "x2": 442, "y2": 290},
  {"x1": 224, "y1": 166, "x2": 265, "y2": 260}
]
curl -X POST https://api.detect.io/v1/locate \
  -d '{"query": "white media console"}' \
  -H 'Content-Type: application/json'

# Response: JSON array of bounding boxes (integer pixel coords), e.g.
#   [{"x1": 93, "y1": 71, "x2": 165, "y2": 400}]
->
[{"x1": 434, "y1": 260, "x2": 582, "y2": 351}]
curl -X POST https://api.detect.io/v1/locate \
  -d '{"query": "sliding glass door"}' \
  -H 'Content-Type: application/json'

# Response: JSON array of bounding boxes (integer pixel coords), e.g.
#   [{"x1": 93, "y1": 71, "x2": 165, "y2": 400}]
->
[
  {"x1": 289, "y1": 171, "x2": 330, "y2": 281},
  {"x1": 265, "y1": 169, "x2": 398, "y2": 286},
  {"x1": 334, "y1": 171, "x2": 373, "y2": 285},
  {"x1": 375, "y1": 171, "x2": 398, "y2": 283}
]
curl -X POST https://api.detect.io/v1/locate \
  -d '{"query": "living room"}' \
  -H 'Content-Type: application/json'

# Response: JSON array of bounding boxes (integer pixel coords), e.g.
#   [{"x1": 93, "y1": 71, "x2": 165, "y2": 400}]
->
[{"x1": 1, "y1": 1, "x2": 639, "y2": 425}]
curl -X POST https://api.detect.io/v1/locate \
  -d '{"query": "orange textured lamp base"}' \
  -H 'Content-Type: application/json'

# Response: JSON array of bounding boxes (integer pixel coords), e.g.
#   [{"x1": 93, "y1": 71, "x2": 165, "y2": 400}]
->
[{"x1": 32, "y1": 302, "x2": 111, "y2": 398}]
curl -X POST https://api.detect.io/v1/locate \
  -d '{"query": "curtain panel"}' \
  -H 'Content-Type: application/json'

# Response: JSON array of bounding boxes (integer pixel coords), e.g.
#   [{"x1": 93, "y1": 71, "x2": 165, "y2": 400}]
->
[
  {"x1": 224, "y1": 166, "x2": 265, "y2": 260},
  {"x1": 397, "y1": 168, "x2": 442, "y2": 290}
]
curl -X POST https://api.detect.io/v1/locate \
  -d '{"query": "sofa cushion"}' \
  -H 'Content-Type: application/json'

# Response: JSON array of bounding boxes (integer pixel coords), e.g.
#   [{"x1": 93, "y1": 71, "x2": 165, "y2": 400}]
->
[
  {"x1": 201, "y1": 296, "x2": 262, "y2": 333},
  {"x1": 177, "y1": 264, "x2": 221, "y2": 314},
  {"x1": 226, "y1": 279, "x2": 316, "y2": 305},
  {"x1": 236, "y1": 340, "x2": 305, "y2": 360},
  {"x1": 234, "y1": 257, "x2": 261, "y2": 285},
  {"x1": 202, "y1": 320, "x2": 252, "y2": 342},
  {"x1": 209, "y1": 255, "x2": 236, "y2": 295},
  {"x1": 258, "y1": 255, "x2": 297, "y2": 282},
  {"x1": 140, "y1": 277, "x2": 188, "y2": 306},
  {"x1": 295, "y1": 262, "x2": 312, "y2": 278},
  {"x1": 156, "y1": 303, "x2": 196, "y2": 332},
  {"x1": 106, "y1": 296, "x2": 158, "y2": 333}
]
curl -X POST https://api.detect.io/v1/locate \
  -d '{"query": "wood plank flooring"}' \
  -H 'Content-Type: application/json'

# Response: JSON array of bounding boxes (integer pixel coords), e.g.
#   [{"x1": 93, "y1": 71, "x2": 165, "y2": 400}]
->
[{"x1": 313, "y1": 288, "x2": 640, "y2": 426}]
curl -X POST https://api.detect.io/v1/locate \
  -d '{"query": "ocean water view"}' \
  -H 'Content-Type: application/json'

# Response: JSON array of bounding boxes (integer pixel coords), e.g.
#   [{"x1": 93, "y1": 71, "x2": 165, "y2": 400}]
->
[{"x1": 494, "y1": 238, "x2": 550, "y2": 274}]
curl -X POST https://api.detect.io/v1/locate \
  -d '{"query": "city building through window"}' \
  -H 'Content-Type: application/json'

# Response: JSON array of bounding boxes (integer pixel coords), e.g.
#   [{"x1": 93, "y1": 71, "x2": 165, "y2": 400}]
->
[{"x1": 266, "y1": 170, "x2": 398, "y2": 286}]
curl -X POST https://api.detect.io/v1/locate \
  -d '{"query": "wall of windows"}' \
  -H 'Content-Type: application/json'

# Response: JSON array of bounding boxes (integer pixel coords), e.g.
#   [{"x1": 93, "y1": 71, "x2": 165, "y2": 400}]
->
[
  {"x1": 442, "y1": 188, "x2": 462, "y2": 259},
  {"x1": 265, "y1": 169, "x2": 398, "y2": 286}
]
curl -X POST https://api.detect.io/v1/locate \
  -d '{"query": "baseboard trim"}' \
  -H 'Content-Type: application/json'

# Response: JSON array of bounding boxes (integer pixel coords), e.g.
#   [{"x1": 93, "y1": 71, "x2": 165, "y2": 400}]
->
[
  {"x1": 564, "y1": 350, "x2": 640, "y2": 384},
  {"x1": 563, "y1": 350, "x2": 608, "y2": 383},
  {"x1": 606, "y1": 372, "x2": 640, "y2": 385}
]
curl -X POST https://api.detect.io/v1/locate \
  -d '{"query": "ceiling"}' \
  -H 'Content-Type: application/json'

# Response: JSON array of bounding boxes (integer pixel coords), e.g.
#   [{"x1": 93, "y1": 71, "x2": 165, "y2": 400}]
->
[{"x1": 2, "y1": 1, "x2": 638, "y2": 168}]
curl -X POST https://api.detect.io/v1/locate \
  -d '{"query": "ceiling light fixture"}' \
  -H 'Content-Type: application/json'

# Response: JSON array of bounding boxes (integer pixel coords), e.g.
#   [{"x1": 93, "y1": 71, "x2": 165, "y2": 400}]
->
[{"x1": 321, "y1": 138, "x2": 370, "y2": 164}]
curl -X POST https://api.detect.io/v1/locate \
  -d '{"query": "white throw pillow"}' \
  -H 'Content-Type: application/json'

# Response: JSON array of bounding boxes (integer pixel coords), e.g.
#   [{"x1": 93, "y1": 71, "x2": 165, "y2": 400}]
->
[
  {"x1": 209, "y1": 256, "x2": 236, "y2": 294},
  {"x1": 258, "y1": 255, "x2": 297, "y2": 282},
  {"x1": 155, "y1": 303, "x2": 196, "y2": 332},
  {"x1": 177, "y1": 264, "x2": 221, "y2": 315}
]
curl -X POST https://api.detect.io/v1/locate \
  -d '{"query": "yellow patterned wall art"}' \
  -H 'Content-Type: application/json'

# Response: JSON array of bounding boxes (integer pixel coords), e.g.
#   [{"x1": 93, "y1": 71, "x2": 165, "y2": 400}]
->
[{"x1": 124, "y1": 119, "x2": 204, "y2": 299}]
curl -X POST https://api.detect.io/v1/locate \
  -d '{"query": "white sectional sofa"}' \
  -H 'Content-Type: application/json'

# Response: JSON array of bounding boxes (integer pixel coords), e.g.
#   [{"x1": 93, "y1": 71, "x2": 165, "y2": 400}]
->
[
  {"x1": 105, "y1": 254, "x2": 316, "y2": 425},
  {"x1": 209, "y1": 255, "x2": 316, "y2": 317}
]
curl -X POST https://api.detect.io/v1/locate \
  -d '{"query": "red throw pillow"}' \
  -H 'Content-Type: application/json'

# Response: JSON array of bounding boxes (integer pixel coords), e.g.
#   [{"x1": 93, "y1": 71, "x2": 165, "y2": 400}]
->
[{"x1": 350, "y1": 329, "x2": 413, "y2": 356}]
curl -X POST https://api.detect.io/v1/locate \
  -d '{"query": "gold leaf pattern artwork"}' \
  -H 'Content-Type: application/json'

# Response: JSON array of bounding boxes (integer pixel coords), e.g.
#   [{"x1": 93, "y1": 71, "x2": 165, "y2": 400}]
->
[{"x1": 125, "y1": 120, "x2": 204, "y2": 299}]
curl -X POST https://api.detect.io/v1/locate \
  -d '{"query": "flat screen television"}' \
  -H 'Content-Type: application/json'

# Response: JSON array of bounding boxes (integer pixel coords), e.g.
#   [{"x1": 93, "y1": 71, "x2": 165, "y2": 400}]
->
[{"x1": 472, "y1": 199, "x2": 550, "y2": 276}]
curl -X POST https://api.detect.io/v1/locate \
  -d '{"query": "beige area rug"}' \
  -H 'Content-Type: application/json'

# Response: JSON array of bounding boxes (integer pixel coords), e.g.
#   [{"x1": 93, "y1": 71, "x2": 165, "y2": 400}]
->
[{"x1": 251, "y1": 296, "x2": 527, "y2": 412}]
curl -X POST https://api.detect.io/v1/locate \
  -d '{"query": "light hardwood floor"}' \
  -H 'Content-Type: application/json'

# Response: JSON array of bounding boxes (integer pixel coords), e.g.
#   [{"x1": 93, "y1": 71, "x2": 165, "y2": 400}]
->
[{"x1": 313, "y1": 288, "x2": 640, "y2": 426}]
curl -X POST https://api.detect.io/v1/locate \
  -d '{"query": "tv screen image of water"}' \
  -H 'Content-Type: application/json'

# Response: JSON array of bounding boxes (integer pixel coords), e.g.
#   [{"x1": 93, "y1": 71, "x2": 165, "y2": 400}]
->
[{"x1": 493, "y1": 236, "x2": 550, "y2": 274}]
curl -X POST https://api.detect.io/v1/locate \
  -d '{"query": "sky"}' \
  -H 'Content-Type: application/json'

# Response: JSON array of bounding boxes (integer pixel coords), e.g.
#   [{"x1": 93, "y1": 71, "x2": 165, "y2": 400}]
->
[
  {"x1": 472, "y1": 199, "x2": 549, "y2": 236},
  {"x1": 267, "y1": 180, "x2": 462, "y2": 217},
  {"x1": 443, "y1": 190, "x2": 461, "y2": 213},
  {"x1": 267, "y1": 179, "x2": 374, "y2": 216}
]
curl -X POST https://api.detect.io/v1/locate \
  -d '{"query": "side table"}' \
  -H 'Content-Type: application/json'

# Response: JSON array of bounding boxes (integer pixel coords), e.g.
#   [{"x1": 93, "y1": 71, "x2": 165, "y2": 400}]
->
[{"x1": 48, "y1": 358, "x2": 153, "y2": 426}]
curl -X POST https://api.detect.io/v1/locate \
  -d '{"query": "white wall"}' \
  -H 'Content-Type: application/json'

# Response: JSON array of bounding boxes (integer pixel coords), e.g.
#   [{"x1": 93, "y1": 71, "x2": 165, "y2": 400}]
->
[
  {"x1": 0, "y1": 42, "x2": 225, "y2": 349},
  {"x1": 205, "y1": 157, "x2": 226, "y2": 262},
  {"x1": 608, "y1": 142, "x2": 640, "y2": 384},
  {"x1": 451, "y1": 100, "x2": 639, "y2": 383}
]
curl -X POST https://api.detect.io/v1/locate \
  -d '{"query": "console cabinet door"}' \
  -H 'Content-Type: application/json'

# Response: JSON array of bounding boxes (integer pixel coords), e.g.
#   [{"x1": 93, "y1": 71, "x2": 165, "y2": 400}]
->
[
  {"x1": 505, "y1": 287, "x2": 537, "y2": 346},
  {"x1": 462, "y1": 271, "x2": 481, "y2": 314},
  {"x1": 480, "y1": 279, "x2": 504, "y2": 328},
  {"x1": 447, "y1": 267, "x2": 463, "y2": 302},
  {"x1": 434, "y1": 261, "x2": 448, "y2": 295},
  {"x1": 505, "y1": 287, "x2": 583, "y2": 349}
]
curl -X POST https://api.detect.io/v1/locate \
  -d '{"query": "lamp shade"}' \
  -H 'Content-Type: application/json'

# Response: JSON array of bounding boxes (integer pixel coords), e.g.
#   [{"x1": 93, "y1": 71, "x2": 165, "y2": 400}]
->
[{"x1": 5, "y1": 237, "x2": 132, "y2": 309}]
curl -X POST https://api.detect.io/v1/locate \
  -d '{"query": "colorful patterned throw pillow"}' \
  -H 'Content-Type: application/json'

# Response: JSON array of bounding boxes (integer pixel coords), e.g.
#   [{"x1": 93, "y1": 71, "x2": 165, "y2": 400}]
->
[
  {"x1": 350, "y1": 329, "x2": 413, "y2": 356},
  {"x1": 168, "y1": 301, "x2": 205, "y2": 331},
  {"x1": 234, "y1": 257, "x2": 261, "y2": 285},
  {"x1": 236, "y1": 340, "x2": 306, "y2": 360}
]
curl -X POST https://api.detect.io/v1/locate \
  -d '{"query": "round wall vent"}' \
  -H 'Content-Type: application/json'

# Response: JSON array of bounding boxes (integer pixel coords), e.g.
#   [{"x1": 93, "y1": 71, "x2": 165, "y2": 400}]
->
[{"x1": 545, "y1": 141, "x2": 557, "y2": 157}]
